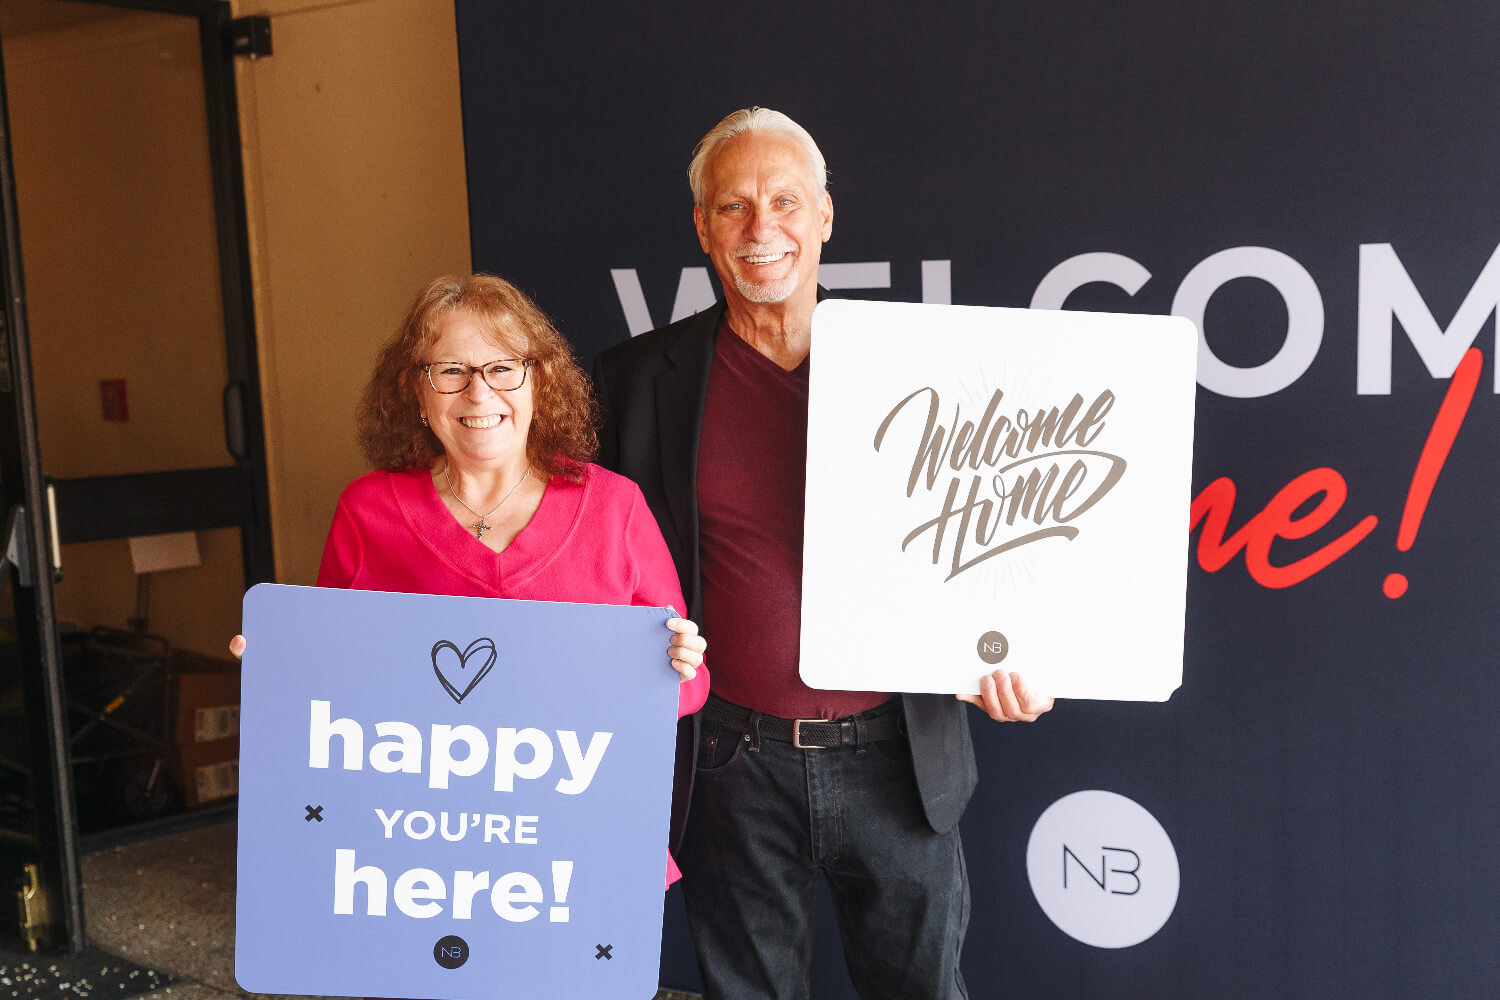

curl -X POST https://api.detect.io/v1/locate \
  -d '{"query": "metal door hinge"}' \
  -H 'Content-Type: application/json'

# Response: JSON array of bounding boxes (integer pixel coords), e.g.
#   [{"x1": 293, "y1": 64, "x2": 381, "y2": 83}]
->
[
  {"x1": 16, "y1": 863, "x2": 51, "y2": 952},
  {"x1": 229, "y1": 16, "x2": 272, "y2": 59},
  {"x1": 2, "y1": 505, "x2": 31, "y2": 586}
]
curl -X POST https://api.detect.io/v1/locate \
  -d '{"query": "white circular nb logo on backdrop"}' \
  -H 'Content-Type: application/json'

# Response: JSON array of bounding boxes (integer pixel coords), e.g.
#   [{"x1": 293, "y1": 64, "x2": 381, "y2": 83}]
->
[{"x1": 1026, "y1": 790, "x2": 1179, "y2": 949}]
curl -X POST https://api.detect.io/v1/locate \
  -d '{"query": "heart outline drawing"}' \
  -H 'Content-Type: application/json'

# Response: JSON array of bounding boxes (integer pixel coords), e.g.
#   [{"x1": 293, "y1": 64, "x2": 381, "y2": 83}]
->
[{"x1": 431, "y1": 637, "x2": 497, "y2": 704}]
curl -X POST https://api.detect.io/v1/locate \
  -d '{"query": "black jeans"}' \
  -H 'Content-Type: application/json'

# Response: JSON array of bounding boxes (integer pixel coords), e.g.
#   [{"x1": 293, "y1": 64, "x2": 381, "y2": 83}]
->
[{"x1": 678, "y1": 704, "x2": 970, "y2": 1000}]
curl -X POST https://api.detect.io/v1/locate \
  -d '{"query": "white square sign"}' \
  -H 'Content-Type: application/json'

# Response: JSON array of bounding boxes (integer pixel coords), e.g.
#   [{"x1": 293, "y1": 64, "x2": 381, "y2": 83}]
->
[{"x1": 801, "y1": 300, "x2": 1197, "y2": 701}]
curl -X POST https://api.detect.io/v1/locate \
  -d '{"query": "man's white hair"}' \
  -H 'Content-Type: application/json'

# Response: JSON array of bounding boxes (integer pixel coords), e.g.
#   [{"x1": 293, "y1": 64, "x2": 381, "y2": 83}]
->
[{"x1": 687, "y1": 106, "x2": 829, "y2": 206}]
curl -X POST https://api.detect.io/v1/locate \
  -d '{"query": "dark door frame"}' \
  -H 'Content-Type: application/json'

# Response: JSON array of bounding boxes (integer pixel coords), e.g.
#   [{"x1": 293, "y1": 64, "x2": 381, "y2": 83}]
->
[
  {"x1": 0, "y1": 0, "x2": 273, "y2": 954},
  {"x1": 0, "y1": 48, "x2": 84, "y2": 951},
  {"x1": 45, "y1": 0, "x2": 274, "y2": 582}
]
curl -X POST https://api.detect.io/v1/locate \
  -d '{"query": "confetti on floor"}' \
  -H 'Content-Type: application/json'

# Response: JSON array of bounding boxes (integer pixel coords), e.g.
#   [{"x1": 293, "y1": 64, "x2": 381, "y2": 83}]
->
[{"x1": 0, "y1": 947, "x2": 174, "y2": 998}]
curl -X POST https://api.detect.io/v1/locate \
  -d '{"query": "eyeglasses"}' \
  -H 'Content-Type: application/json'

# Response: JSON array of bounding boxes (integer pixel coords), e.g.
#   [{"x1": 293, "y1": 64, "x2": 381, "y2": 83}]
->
[{"x1": 420, "y1": 358, "x2": 534, "y2": 394}]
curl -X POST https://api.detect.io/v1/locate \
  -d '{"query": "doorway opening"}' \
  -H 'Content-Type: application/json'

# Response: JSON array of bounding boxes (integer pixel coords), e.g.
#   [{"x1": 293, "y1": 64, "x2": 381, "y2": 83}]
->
[{"x1": 0, "y1": 0, "x2": 270, "y2": 954}]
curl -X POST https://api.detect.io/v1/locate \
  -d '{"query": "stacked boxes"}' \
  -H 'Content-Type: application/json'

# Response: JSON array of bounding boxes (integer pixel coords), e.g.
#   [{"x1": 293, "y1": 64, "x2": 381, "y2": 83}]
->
[{"x1": 170, "y1": 650, "x2": 240, "y2": 808}]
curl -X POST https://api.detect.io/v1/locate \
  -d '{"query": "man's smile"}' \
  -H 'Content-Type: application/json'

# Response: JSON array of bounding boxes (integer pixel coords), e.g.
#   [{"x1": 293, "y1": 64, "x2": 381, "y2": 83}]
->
[{"x1": 734, "y1": 241, "x2": 798, "y2": 267}]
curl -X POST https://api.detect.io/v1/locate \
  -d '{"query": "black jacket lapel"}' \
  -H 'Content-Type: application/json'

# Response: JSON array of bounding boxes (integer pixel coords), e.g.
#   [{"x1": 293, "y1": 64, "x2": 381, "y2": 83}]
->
[{"x1": 653, "y1": 305, "x2": 722, "y2": 611}]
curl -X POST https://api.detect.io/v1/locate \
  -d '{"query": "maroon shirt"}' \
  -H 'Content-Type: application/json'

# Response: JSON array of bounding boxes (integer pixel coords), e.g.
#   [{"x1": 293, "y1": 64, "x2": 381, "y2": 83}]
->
[{"x1": 697, "y1": 319, "x2": 889, "y2": 720}]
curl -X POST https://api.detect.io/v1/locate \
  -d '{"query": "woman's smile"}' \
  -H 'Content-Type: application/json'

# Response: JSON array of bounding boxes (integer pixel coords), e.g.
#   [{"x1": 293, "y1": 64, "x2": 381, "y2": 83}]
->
[{"x1": 458, "y1": 414, "x2": 505, "y2": 429}]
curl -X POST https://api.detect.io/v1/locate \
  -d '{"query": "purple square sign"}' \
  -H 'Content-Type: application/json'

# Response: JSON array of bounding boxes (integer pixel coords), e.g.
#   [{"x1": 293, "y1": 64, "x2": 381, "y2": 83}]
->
[{"x1": 235, "y1": 584, "x2": 680, "y2": 998}]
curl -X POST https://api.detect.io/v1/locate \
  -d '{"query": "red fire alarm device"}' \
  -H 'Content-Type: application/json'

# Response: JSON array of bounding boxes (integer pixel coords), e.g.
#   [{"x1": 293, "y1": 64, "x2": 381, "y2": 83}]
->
[{"x1": 100, "y1": 378, "x2": 129, "y2": 422}]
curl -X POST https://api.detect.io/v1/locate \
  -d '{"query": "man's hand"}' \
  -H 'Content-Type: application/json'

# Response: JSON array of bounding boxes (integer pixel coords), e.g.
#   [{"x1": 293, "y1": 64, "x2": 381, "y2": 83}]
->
[{"x1": 957, "y1": 670, "x2": 1053, "y2": 722}]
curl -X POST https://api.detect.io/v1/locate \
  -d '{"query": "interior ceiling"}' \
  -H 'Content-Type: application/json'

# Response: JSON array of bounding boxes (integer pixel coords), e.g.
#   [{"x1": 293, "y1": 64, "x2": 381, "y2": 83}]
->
[{"x1": 0, "y1": 0, "x2": 132, "y2": 39}]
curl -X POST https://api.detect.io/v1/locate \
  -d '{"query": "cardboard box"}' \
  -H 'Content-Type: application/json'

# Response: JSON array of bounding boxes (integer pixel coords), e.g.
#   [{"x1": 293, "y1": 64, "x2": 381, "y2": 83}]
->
[
  {"x1": 174, "y1": 737, "x2": 239, "y2": 808},
  {"x1": 171, "y1": 649, "x2": 241, "y2": 745}
]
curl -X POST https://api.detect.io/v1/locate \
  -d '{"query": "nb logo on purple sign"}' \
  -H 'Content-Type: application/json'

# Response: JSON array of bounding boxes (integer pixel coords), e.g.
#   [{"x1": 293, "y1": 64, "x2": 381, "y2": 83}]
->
[
  {"x1": 433, "y1": 935, "x2": 469, "y2": 969},
  {"x1": 432, "y1": 637, "x2": 497, "y2": 703}
]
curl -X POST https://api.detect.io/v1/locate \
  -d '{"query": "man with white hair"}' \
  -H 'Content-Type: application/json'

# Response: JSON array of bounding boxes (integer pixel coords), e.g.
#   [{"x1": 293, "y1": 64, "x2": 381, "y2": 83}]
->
[{"x1": 594, "y1": 107, "x2": 1053, "y2": 1000}]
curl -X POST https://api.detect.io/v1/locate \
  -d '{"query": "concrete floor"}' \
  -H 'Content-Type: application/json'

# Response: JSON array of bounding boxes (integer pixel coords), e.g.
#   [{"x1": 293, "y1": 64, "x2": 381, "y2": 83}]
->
[{"x1": 80, "y1": 820, "x2": 331, "y2": 1000}]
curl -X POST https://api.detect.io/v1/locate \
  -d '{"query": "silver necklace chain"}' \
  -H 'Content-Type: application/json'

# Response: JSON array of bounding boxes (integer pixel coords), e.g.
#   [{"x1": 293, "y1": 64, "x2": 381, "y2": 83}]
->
[{"x1": 443, "y1": 463, "x2": 531, "y2": 539}]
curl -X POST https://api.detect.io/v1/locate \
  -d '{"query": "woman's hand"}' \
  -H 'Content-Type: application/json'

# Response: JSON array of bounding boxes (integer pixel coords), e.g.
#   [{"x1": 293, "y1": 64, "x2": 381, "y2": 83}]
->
[
  {"x1": 666, "y1": 617, "x2": 705, "y2": 682},
  {"x1": 229, "y1": 635, "x2": 246, "y2": 660}
]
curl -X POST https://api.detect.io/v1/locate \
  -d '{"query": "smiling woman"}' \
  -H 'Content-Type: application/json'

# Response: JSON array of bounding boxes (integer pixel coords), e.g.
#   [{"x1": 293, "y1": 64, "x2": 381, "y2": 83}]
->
[
  {"x1": 318, "y1": 274, "x2": 706, "y2": 886},
  {"x1": 233, "y1": 273, "x2": 708, "y2": 893},
  {"x1": 357, "y1": 274, "x2": 595, "y2": 505}
]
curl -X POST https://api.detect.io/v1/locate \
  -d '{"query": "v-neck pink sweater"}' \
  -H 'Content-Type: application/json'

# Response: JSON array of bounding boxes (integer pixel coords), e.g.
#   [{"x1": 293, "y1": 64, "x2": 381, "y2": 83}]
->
[{"x1": 316, "y1": 462, "x2": 708, "y2": 885}]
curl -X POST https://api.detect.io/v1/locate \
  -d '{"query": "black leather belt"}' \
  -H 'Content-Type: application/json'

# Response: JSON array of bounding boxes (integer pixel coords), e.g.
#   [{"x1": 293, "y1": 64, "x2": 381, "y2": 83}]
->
[{"x1": 703, "y1": 694, "x2": 902, "y2": 749}]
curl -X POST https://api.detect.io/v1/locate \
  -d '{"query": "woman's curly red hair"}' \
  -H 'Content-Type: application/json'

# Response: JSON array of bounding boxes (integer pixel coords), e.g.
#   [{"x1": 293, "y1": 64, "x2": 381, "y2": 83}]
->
[{"x1": 357, "y1": 274, "x2": 598, "y2": 479}]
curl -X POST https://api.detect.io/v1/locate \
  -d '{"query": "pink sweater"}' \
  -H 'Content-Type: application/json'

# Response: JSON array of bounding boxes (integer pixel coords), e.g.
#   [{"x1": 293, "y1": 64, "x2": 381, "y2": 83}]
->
[{"x1": 316, "y1": 463, "x2": 708, "y2": 885}]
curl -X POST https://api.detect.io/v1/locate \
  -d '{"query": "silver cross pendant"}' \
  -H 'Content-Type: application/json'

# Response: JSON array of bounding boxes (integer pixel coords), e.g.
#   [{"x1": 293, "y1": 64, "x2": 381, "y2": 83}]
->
[{"x1": 472, "y1": 520, "x2": 489, "y2": 539}]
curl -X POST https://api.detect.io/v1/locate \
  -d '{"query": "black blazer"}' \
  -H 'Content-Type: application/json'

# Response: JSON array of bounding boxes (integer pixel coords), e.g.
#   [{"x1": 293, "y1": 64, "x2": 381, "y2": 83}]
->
[{"x1": 593, "y1": 303, "x2": 978, "y2": 836}]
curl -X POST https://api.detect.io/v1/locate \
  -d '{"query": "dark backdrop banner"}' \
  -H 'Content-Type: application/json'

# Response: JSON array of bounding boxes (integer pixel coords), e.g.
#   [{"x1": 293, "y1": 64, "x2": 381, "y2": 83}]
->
[{"x1": 453, "y1": 2, "x2": 1499, "y2": 996}]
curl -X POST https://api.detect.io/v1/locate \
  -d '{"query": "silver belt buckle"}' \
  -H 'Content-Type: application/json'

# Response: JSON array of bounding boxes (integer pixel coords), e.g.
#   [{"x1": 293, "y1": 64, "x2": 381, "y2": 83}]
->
[{"x1": 792, "y1": 719, "x2": 824, "y2": 749}]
